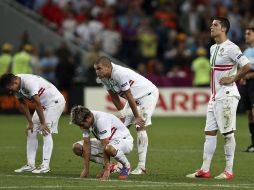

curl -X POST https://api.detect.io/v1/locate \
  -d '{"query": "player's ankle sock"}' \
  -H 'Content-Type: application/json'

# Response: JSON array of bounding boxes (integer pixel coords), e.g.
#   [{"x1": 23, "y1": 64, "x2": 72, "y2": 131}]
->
[
  {"x1": 27, "y1": 130, "x2": 38, "y2": 167},
  {"x1": 137, "y1": 130, "x2": 148, "y2": 169},
  {"x1": 201, "y1": 135, "x2": 217, "y2": 172},
  {"x1": 42, "y1": 134, "x2": 53, "y2": 167},
  {"x1": 224, "y1": 133, "x2": 235, "y2": 174},
  {"x1": 114, "y1": 149, "x2": 130, "y2": 168},
  {"x1": 249, "y1": 123, "x2": 254, "y2": 146}
]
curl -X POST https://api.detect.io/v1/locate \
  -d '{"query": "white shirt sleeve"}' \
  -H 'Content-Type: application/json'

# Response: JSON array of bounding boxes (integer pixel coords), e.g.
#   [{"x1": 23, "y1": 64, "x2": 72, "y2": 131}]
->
[
  {"x1": 96, "y1": 118, "x2": 111, "y2": 139},
  {"x1": 25, "y1": 80, "x2": 40, "y2": 97},
  {"x1": 229, "y1": 45, "x2": 250, "y2": 67},
  {"x1": 114, "y1": 71, "x2": 130, "y2": 91}
]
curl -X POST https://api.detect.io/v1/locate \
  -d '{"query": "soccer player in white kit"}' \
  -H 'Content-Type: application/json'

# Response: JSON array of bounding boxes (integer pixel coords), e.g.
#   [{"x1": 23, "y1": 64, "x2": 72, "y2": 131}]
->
[
  {"x1": 94, "y1": 56, "x2": 159, "y2": 175},
  {"x1": 70, "y1": 105, "x2": 133, "y2": 180},
  {"x1": 0, "y1": 73, "x2": 66, "y2": 173},
  {"x1": 186, "y1": 17, "x2": 252, "y2": 179}
]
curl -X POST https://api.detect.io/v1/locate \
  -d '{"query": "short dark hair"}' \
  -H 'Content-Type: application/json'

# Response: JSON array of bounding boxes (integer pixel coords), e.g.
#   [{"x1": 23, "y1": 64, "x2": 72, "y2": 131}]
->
[
  {"x1": 70, "y1": 105, "x2": 92, "y2": 125},
  {"x1": 94, "y1": 56, "x2": 111, "y2": 67},
  {"x1": 0, "y1": 73, "x2": 16, "y2": 89},
  {"x1": 213, "y1": 17, "x2": 230, "y2": 34}
]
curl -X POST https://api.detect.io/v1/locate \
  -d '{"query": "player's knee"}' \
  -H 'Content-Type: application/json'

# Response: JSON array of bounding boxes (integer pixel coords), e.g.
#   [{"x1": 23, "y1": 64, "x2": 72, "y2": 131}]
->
[
  {"x1": 205, "y1": 130, "x2": 217, "y2": 136},
  {"x1": 72, "y1": 143, "x2": 83, "y2": 157},
  {"x1": 223, "y1": 132, "x2": 235, "y2": 144},
  {"x1": 105, "y1": 144, "x2": 117, "y2": 157}
]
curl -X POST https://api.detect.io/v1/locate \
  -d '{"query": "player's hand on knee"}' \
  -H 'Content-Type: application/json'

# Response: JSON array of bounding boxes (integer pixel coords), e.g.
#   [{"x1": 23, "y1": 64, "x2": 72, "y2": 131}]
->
[
  {"x1": 135, "y1": 116, "x2": 145, "y2": 128},
  {"x1": 80, "y1": 168, "x2": 89, "y2": 178},
  {"x1": 40, "y1": 124, "x2": 50, "y2": 136}
]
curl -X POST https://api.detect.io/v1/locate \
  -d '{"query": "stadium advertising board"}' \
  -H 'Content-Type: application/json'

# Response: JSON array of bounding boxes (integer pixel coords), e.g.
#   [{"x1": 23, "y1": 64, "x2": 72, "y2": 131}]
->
[{"x1": 84, "y1": 87, "x2": 210, "y2": 116}]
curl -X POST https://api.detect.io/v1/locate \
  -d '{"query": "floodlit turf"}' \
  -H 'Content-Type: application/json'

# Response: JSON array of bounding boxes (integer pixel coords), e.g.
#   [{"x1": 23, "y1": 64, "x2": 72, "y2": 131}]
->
[{"x1": 0, "y1": 114, "x2": 254, "y2": 190}]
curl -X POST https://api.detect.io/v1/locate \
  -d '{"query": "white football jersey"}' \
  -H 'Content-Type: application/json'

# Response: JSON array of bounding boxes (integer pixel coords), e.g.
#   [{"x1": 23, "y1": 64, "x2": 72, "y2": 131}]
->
[
  {"x1": 82, "y1": 111, "x2": 131, "y2": 140},
  {"x1": 15, "y1": 74, "x2": 65, "y2": 107},
  {"x1": 210, "y1": 39, "x2": 249, "y2": 100},
  {"x1": 99, "y1": 63, "x2": 157, "y2": 100}
]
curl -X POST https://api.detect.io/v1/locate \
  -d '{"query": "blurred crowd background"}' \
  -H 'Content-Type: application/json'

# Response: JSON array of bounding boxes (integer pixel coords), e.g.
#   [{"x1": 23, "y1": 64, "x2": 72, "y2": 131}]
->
[{"x1": 1, "y1": 0, "x2": 254, "y2": 90}]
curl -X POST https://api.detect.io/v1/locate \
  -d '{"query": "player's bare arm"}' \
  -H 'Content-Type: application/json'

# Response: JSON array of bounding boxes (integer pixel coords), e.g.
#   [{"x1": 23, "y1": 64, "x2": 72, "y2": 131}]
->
[
  {"x1": 18, "y1": 97, "x2": 33, "y2": 135},
  {"x1": 98, "y1": 138, "x2": 110, "y2": 180},
  {"x1": 32, "y1": 94, "x2": 49, "y2": 136},
  {"x1": 123, "y1": 89, "x2": 145, "y2": 128},
  {"x1": 220, "y1": 63, "x2": 252, "y2": 85},
  {"x1": 80, "y1": 137, "x2": 90, "y2": 178},
  {"x1": 108, "y1": 90, "x2": 124, "y2": 110}
]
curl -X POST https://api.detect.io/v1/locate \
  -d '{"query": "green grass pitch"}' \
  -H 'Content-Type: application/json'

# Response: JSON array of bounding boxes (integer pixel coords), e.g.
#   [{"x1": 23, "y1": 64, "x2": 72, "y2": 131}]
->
[{"x1": 0, "y1": 114, "x2": 254, "y2": 190}]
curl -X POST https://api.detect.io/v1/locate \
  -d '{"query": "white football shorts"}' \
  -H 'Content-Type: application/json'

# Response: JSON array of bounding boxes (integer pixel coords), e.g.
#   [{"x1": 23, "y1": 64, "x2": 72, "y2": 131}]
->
[
  {"x1": 76, "y1": 135, "x2": 133, "y2": 156},
  {"x1": 124, "y1": 88, "x2": 159, "y2": 127},
  {"x1": 204, "y1": 96, "x2": 239, "y2": 134},
  {"x1": 32, "y1": 101, "x2": 65, "y2": 134}
]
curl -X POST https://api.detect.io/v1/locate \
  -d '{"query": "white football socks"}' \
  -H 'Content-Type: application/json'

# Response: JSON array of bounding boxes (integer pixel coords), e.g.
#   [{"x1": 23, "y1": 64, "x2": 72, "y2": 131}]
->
[
  {"x1": 42, "y1": 134, "x2": 53, "y2": 168},
  {"x1": 137, "y1": 130, "x2": 148, "y2": 169},
  {"x1": 201, "y1": 135, "x2": 217, "y2": 172},
  {"x1": 27, "y1": 130, "x2": 38, "y2": 167},
  {"x1": 224, "y1": 133, "x2": 236, "y2": 174},
  {"x1": 114, "y1": 149, "x2": 130, "y2": 168}
]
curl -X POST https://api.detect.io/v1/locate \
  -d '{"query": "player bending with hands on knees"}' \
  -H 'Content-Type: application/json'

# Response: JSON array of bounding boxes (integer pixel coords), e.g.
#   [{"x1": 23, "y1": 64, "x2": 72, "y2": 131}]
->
[
  {"x1": 94, "y1": 56, "x2": 159, "y2": 175},
  {"x1": 186, "y1": 17, "x2": 252, "y2": 180},
  {"x1": 70, "y1": 105, "x2": 133, "y2": 180},
  {"x1": 0, "y1": 73, "x2": 65, "y2": 173}
]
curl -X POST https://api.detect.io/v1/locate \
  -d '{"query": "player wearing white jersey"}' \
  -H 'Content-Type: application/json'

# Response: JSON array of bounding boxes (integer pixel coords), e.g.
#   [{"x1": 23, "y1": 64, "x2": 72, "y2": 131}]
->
[
  {"x1": 70, "y1": 106, "x2": 133, "y2": 180},
  {"x1": 0, "y1": 73, "x2": 65, "y2": 173},
  {"x1": 94, "y1": 56, "x2": 159, "y2": 175},
  {"x1": 186, "y1": 17, "x2": 252, "y2": 180}
]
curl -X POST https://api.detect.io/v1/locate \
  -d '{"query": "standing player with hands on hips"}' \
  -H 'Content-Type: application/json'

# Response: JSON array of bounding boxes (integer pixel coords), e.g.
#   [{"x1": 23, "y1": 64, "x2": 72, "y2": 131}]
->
[
  {"x1": 0, "y1": 73, "x2": 66, "y2": 173},
  {"x1": 94, "y1": 56, "x2": 159, "y2": 175},
  {"x1": 186, "y1": 17, "x2": 252, "y2": 180}
]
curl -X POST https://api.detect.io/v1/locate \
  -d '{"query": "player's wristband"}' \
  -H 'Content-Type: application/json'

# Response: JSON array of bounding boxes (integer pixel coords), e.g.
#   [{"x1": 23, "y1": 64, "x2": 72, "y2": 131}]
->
[{"x1": 118, "y1": 109, "x2": 125, "y2": 118}]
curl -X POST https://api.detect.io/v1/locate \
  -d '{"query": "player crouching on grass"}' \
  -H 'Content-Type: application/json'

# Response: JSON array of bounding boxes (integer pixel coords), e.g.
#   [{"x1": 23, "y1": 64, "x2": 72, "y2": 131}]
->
[{"x1": 70, "y1": 105, "x2": 133, "y2": 180}]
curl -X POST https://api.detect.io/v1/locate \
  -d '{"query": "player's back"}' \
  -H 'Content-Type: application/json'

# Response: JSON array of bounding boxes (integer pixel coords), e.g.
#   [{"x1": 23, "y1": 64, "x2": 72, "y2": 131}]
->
[
  {"x1": 92, "y1": 110, "x2": 131, "y2": 140},
  {"x1": 17, "y1": 74, "x2": 65, "y2": 107},
  {"x1": 111, "y1": 63, "x2": 157, "y2": 99}
]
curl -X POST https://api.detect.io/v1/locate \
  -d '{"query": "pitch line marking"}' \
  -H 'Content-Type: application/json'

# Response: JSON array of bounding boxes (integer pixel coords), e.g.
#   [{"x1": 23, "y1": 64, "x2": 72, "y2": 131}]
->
[{"x1": 1, "y1": 174, "x2": 254, "y2": 189}]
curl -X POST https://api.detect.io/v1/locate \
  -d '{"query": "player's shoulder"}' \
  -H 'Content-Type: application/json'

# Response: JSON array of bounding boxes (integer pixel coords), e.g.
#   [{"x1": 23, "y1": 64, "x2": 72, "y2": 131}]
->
[
  {"x1": 111, "y1": 63, "x2": 130, "y2": 79},
  {"x1": 224, "y1": 40, "x2": 239, "y2": 50}
]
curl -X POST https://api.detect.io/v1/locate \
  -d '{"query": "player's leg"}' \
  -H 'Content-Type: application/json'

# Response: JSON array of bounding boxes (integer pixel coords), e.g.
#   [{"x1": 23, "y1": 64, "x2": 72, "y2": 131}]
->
[
  {"x1": 72, "y1": 138, "x2": 104, "y2": 164},
  {"x1": 14, "y1": 129, "x2": 38, "y2": 173},
  {"x1": 214, "y1": 97, "x2": 238, "y2": 179},
  {"x1": 186, "y1": 101, "x2": 218, "y2": 178},
  {"x1": 245, "y1": 83, "x2": 254, "y2": 152},
  {"x1": 132, "y1": 89, "x2": 159, "y2": 175},
  {"x1": 33, "y1": 102, "x2": 65, "y2": 174},
  {"x1": 106, "y1": 136, "x2": 133, "y2": 179}
]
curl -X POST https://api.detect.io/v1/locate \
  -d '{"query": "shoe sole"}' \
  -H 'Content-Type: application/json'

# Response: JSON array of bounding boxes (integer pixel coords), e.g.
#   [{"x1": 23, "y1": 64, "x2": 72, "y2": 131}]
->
[
  {"x1": 130, "y1": 168, "x2": 146, "y2": 175},
  {"x1": 32, "y1": 170, "x2": 50, "y2": 174},
  {"x1": 14, "y1": 168, "x2": 35, "y2": 173}
]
